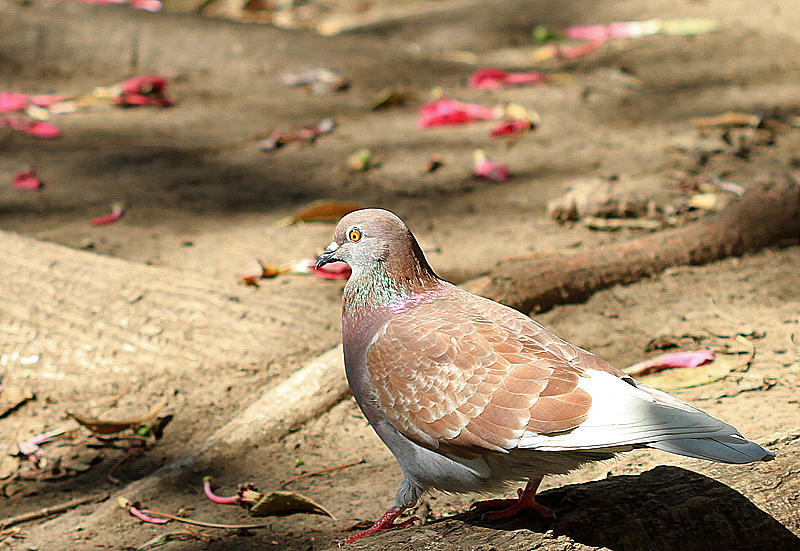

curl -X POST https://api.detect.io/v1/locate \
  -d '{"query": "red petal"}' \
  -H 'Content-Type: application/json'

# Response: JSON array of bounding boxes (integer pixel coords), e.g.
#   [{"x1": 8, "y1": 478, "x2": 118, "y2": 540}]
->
[
  {"x1": 91, "y1": 205, "x2": 125, "y2": 226},
  {"x1": 306, "y1": 259, "x2": 351, "y2": 280},
  {"x1": 30, "y1": 94, "x2": 68, "y2": 108},
  {"x1": 469, "y1": 68, "x2": 549, "y2": 89},
  {"x1": 0, "y1": 92, "x2": 28, "y2": 113},
  {"x1": 419, "y1": 98, "x2": 496, "y2": 127},
  {"x1": 490, "y1": 119, "x2": 531, "y2": 138},
  {"x1": 474, "y1": 157, "x2": 509, "y2": 182},
  {"x1": 13, "y1": 169, "x2": 43, "y2": 190},
  {"x1": 25, "y1": 120, "x2": 61, "y2": 139}
]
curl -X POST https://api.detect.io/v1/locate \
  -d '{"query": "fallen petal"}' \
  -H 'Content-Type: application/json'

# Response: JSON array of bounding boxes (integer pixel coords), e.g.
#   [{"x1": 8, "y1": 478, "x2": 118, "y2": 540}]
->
[
  {"x1": 29, "y1": 94, "x2": 68, "y2": 108},
  {"x1": 91, "y1": 203, "x2": 125, "y2": 226},
  {"x1": 203, "y1": 476, "x2": 241, "y2": 504},
  {"x1": 0, "y1": 92, "x2": 28, "y2": 113},
  {"x1": 304, "y1": 258, "x2": 351, "y2": 280},
  {"x1": 469, "y1": 68, "x2": 549, "y2": 89},
  {"x1": 115, "y1": 75, "x2": 174, "y2": 107},
  {"x1": 625, "y1": 349, "x2": 715, "y2": 377},
  {"x1": 13, "y1": 169, "x2": 43, "y2": 190},
  {"x1": 473, "y1": 150, "x2": 509, "y2": 182},
  {"x1": 490, "y1": 119, "x2": 532, "y2": 138},
  {"x1": 419, "y1": 98, "x2": 498, "y2": 127},
  {"x1": 118, "y1": 497, "x2": 171, "y2": 524}
]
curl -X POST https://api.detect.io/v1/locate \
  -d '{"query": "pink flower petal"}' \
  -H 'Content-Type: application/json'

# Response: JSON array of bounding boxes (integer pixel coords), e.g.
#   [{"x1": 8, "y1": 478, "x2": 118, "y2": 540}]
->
[
  {"x1": 0, "y1": 92, "x2": 28, "y2": 113},
  {"x1": 490, "y1": 119, "x2": 531, "y2": 138},
  {"x1": 13, "y1": 169, "x2": 43, "y2": 190},
  {"x1": 29, "y1": 94, "x2": 68, "y2": 108},
  {"x1": 559, "y1": 39, "x2": 606, "y2": 59},
  {"x1": 469, "y1": 68, "x2": 549, "y2": 89},
  {"x1": 305, "y1": 259, "x2": 351, "y2": 280},
  {"x1": 473, "y1": 150, "x2": 509, "y2": 182},
  {"x1": 91, "y1": 203, "x2": 125, "y2": 226},
  {"x1": 626, "y1": 349, "x2": 715, "y2": 377},
  {"x1": 115, "y1": 75, "x2": 174, "y2": 107},
  {"x1": 1, "y1": 117, "x2": 61, "y2": 139},
  {"x1": 419, "y1": 98, "x2": 497, "y2": 127},
  {"x1": 129, "y1": 0, "x2": 162, "y2": 10},
  {"x1": 564, "y1": 24, "x2": 610, "y2": 41}
]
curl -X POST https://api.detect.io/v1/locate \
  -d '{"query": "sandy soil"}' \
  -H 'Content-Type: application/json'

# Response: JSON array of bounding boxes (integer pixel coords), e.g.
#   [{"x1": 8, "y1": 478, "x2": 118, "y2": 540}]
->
[{"x1": 1, "y1": 0, "x2": 799, "y2": 549}]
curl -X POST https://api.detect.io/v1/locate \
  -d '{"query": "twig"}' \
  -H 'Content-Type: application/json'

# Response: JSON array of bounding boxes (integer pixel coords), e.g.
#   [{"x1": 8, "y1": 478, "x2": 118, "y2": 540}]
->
[
  {"x1": 131, "y1": 529, "x2": 206, "y2": 551},
  {"x1": 278, "y1": 459, "x2": 365, "y2": 489},
  {"x1": 140, "y1": 509, "x2": 270, "y2": 529},
  {"x1": 0, "y1": 493, "x2": 107, "y2": 529}
]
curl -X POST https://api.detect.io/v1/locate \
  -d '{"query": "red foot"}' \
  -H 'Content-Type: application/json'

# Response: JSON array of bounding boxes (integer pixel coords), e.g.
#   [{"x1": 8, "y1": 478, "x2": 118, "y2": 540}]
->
[
  {"x1": 471, "y1": 477, "x2": 554, "y2": 521},
  {"x1": 337, "y1": 505, "x2": 413, "y2": 546}
]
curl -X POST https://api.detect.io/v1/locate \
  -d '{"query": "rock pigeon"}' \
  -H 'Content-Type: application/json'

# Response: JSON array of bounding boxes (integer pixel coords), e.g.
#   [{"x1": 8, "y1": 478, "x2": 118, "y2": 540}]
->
[{"x1": 316, "y1": 208, "x2": 775, "y2": 546}]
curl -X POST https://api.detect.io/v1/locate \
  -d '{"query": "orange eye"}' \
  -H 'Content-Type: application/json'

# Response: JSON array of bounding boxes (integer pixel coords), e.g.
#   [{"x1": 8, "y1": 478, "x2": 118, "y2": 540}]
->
[{"x1": 348, "y1": 229, "x2": 362, "y2": 242}]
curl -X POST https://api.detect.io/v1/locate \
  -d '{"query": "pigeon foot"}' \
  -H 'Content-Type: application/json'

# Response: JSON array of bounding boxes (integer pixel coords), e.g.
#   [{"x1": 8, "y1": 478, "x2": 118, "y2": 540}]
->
[
  {"x1": 471, "y1": 476, "x2": 553, "y2": 521},
  {"x1": 337, "y1": 505, "x2": 412, "y2": 546}
]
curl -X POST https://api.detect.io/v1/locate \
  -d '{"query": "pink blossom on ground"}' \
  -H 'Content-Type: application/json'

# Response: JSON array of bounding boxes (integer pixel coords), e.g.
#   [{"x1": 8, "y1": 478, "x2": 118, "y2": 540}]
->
[
  {"x1": 490, "y1": 119, "x2": 532, "y2": 138},
  {"x1": 13, "y1": 169, "x2": 43, "y2": 190},
  {"x1": 468, "y1": 68, "x2": 549, "y2": 89},
  {"x1": 419, "y1": 97, "x2": 497, "y2": 127},
  {"x1": 626, "y1": 349, "x2": 715, "y2": 376},
  {"x1": 473, "y1": 150, "x2": 509, "y2": 182},
  {"x1": 1, "y1": 117, "x2": 61, "y2": 139},
  {"x1": 129, "y1": 0, "x2": 162, "y2": 10},
  {"x1": 306, "y1": 259, "x2": 351, "y2": 280},
  {"x1": 91, "y1": 203, "x2": 125, "y2": 226},
  {"x1": 29, "y1": 94, "x2": 68, "y2": 107},
  {"x1": 0, "y1": 92, "x2": 28, "y2": 113},
  {"x1": 116, "y1": 75, "x2": 174, "y2": 107}
]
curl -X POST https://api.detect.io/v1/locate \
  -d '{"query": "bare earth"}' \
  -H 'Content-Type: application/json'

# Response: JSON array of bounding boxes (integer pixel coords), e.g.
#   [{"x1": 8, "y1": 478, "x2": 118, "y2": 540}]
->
[{"x1": 1, "y1": 0, "x2": 799, "y2": 550}]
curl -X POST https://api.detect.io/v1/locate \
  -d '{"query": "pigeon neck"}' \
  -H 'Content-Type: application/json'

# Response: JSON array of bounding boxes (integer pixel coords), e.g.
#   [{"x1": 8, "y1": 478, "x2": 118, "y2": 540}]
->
[{"x1": 343, "y1": 255, "x2": 439, "y2": 315}]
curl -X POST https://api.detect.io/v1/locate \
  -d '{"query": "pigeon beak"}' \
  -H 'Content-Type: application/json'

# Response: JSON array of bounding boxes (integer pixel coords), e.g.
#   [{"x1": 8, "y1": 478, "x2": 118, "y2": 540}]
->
[{"x1": 315, "y1": 241, "x2": 341, "y2": 270}]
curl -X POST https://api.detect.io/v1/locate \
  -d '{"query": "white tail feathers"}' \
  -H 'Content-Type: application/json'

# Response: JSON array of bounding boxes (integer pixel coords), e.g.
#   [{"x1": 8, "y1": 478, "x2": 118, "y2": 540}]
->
[
  {"x1": 517, "y1": 371, "x2": 776, "y2": 464},
  {"x1": 648, "y1": 434, "x2": 775, "y2": 464}
]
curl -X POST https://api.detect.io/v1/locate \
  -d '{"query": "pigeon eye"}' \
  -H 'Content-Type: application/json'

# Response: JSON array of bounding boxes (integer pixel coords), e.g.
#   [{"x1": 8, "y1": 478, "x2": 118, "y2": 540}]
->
[{"x1": 348, "y1": 229, "x2": 362, "y2": 242}]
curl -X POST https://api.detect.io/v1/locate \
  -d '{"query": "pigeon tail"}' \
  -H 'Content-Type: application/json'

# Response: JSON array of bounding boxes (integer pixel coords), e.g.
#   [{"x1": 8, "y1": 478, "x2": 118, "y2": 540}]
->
[{"x1": 647, "y1": 435, "x2": 775, "y2": 464}]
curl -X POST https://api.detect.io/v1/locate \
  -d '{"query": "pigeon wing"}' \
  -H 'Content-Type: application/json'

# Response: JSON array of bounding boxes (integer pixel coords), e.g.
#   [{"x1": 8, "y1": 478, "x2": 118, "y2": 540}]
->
[{"x1": 366, "y1": 297, "x2": 594, "y2": 456}]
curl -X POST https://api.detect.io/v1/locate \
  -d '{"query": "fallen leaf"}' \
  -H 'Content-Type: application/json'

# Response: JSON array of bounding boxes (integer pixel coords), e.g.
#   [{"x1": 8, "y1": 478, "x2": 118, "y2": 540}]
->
[
  {"x1": 12, "y1": 169, "x2": 43, "y2": 190},
  {"x1": 69, "y1": 396, "x2": 167, "y2": 435},
  {"x1": 531, "y1": 40, "x2": 605, "y2": 63},
  {"x1": 279, "y1": 68, "x2": 349, "y2": 96},
  {"x1": 691, "y1": 112, "x2": 761, "y2": 128},
  {"x1": 0, "y1": 385, "x2": 35, "y2": 418},
  {"x1": 249, "y1": 491, "x2": 334, "y2": 518},
  {"x1": 531, "y1": 24, "x2": 561, "y2": 43},
  {"x1": 259, "y1": 119, "x2": 336, "y2": 151},
  {"x1": 346, "y1": 149, "x2": 372, "y2": 172},
  {"x1": 421, "y1": 156, "x2": 444, "y2": 174},
  {"x1": 468, "y1": 68, "x2": 549, "y2": 89},
  {"x1": 419, "y1": 98, "x2": 499, "y2": 127},
  {"x1": 688, "y1": 192, "x2": 726, "y2": 211},
  {"x1": 276, "y1": 200, "x2": 363, "y2": 226},
  {"x1": 473, "y1": 150, "x2": 509, "y2": 182},
  {"x1": 368, "y1": 87, "x2": 413, "y2": 110}
]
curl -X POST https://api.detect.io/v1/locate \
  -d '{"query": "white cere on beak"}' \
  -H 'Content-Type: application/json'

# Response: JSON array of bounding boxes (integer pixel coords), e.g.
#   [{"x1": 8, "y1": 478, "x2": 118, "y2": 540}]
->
[{"x1": 324, "y1": 241, "x2": 339, "y2": 253}]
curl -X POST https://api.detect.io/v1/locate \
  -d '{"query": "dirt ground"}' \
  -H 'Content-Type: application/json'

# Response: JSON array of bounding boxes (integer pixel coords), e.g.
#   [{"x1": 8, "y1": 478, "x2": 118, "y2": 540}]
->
[{"x1": 1, "y1": 0, "x2": 799, "y2": 549}]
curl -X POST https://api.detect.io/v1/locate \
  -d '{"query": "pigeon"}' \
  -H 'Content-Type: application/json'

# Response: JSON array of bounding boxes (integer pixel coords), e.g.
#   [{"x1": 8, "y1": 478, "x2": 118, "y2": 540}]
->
[{"x1": 316, "y1": 208, "x2": 775, "y2": 545}]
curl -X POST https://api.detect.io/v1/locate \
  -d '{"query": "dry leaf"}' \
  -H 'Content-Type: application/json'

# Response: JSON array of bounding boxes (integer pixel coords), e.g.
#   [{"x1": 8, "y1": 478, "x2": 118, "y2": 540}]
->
[
  {"x1": 276, "y1": 200, "x2": 363, "y2": 226},
  {"x1": 632, "y1": 354, "x2": 734, "y2": 390},
  {"x1": 0, "y1": 385, "x2": 34, "y2": 418},
  {"x1": 69, "y1": 396, "x2": 167, "y2": 435},
  {"x1": 249, "y1": 491, "x2": 334, "y2": 518}
]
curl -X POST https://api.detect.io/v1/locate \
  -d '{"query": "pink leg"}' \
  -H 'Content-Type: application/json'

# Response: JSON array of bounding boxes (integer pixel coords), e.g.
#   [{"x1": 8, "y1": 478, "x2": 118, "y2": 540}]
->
[
  {"x1": 338, "y1": 505, "x2": 413, "y2": 546},
  {"x1": 471, "y1": 476, "x2": 553, "y2": 521}
]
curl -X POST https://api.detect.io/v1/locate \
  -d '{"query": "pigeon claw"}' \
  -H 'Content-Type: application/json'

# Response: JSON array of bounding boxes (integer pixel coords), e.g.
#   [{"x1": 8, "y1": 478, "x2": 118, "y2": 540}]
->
[
  {"x1": 471, "y1": 476, "x2": 554, "y2": 521},
  {"x1": 337, "y1": 505, "x2": 413, "y2": 546}
]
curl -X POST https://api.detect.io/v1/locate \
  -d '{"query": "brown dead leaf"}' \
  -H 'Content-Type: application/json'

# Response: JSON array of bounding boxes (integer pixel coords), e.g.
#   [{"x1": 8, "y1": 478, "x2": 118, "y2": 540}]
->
[
  {"x1": 0, "y1": 385, "x2": 34, "y2": 418},
  {"x1": 634, "y1": 354, "x2": 735, "y2": 390},
  {"x1": 276, "y1": 200, "x2": 363, "y2": 227},
  {"x1": 249, "y1": 491, "x2": 334, "y2": 518},
  {"x1": 68, "y1": 396, "x2": 168, "y2": 436}
]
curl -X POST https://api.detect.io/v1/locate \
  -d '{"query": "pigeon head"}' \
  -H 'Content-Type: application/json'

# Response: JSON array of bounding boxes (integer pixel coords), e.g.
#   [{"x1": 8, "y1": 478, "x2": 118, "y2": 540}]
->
[{"x1": 317, "y1": 209, "x2": 439, "y2": 307}]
